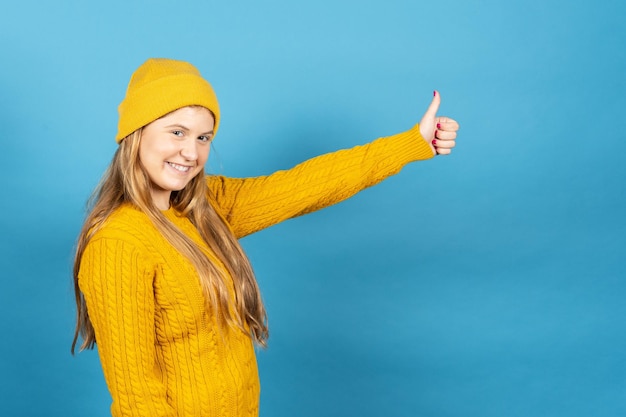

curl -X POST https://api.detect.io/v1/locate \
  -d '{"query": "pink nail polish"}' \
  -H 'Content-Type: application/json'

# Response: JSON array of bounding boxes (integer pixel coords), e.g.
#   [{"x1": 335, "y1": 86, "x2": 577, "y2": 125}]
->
[
  {"x1": 437, "y1": 123, "x2": 441, "y2": 129},
  {"x1": 432, "y1": 139, "x2": 437, "y2": 145},
  {"x1": 433, "y1": 90, "x2": 437, "y2": 96}
]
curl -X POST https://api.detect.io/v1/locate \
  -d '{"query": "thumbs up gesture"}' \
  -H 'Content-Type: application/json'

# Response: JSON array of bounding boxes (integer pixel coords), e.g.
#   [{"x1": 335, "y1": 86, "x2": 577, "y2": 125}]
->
[{"x1": 419, "y1": 91, "x2": 459, "y2": 155}]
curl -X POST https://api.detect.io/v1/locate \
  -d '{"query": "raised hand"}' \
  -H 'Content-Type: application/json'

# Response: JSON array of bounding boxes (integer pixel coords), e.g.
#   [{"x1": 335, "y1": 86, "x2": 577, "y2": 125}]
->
[{"x1": 419, "y1": 90, "x2": 460, "y2": 156}]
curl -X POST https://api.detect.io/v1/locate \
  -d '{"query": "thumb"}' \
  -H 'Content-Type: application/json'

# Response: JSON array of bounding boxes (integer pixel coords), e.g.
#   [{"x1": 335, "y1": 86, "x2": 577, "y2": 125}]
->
[
  {"x1": 423, "y1": 90, "x2": 441, "y2": 121},
  {"x1": 419, "y1": 90, "x2": 441, "y2": 141}
]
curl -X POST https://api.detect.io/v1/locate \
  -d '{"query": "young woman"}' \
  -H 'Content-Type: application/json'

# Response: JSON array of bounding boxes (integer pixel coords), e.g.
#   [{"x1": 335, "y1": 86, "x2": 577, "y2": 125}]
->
[{"x1": 72, "y1": 58, "x2": 459, "y2": 417}]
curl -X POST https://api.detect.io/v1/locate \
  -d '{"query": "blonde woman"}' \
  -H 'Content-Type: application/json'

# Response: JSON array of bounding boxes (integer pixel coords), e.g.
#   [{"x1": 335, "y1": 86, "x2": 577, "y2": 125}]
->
[{"x1": 72, "y1": 58, "x2": 459, "y2": 417}]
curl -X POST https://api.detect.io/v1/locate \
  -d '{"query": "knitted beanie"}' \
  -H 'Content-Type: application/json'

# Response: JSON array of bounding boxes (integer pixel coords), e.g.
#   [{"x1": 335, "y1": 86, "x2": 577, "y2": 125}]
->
[{"x1": 116, "y1": 58, "x2": 220, "y2": 143}]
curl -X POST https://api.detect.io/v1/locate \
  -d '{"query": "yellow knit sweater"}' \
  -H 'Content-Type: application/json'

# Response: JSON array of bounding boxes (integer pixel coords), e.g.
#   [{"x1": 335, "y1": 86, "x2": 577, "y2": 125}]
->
[{"x1": 78, "y1": 126, "x2": 433, "y2": 417}]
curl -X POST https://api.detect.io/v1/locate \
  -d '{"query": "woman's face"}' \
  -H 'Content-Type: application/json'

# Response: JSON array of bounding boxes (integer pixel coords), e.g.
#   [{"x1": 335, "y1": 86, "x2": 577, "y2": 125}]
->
[{"x1": 139, "y1": 106, "x2": 215, "y2": 210}]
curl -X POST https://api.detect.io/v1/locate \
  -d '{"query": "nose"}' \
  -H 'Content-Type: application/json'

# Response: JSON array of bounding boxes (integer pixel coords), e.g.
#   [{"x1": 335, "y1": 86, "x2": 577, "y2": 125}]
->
[{"x1": 180, "y1": 138, "x2": 198, "y2": 161}]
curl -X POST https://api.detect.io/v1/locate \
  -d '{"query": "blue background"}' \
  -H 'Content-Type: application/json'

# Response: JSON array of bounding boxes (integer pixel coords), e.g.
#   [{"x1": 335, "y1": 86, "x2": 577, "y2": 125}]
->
[{"x1": 1, "y1": 0, "x2": 625, "y2": 416}]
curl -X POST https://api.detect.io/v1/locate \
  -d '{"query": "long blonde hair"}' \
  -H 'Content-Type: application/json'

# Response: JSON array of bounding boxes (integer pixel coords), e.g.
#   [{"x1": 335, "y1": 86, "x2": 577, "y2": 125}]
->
[{"x1": 71, "y1": 128, "x2": 268, "y2": 353}]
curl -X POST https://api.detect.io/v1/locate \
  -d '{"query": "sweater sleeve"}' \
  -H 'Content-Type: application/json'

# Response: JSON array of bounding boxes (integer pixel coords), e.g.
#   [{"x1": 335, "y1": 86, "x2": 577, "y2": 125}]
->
[
  {"x1": 78, "y1": 237, "x2": 176, "y2": 417},
  {"x1": 207, "y1": 125, "x2": 434, "y2": 238}
]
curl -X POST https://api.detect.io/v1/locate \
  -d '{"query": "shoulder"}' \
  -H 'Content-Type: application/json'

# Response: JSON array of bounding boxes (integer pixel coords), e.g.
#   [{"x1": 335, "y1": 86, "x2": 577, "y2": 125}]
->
[
  {"x1": 78, "y1": 206, "x2": 160, "y2": 290},
  {"x1": 89, "y1": 204, "x2": 159, "y2": 252}
]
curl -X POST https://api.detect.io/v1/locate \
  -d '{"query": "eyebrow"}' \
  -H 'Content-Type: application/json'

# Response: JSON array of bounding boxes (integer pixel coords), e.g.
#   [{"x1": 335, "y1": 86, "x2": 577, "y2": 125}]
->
[{"x1": 164, "y1": 123, "x2": 214, "y2": 136}]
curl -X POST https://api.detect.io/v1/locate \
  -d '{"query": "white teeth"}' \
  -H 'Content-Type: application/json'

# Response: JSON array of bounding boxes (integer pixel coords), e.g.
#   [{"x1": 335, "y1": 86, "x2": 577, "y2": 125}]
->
[{"x1": 167, "y1": 162, "x2": 191, "y2": 172}]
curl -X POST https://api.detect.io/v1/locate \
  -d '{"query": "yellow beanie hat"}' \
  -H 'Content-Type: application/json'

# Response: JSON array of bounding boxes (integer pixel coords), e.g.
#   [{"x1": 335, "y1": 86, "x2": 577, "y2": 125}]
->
[{"x1": 116, "y1": 58, "x2": 220, "y2": 143}]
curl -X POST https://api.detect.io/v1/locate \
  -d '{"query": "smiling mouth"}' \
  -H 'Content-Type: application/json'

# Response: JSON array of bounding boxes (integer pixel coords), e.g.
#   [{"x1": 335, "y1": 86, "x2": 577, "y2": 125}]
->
[{"x1": 167, "y1": 162, "x2": 192, "y2": 173}]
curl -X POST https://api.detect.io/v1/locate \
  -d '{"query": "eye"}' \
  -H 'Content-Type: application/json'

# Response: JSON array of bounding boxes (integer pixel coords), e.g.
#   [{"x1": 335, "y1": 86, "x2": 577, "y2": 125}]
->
[
  {"x1": 198, "y1": 135, "x2": 213, "y2": 143},
  {"x1": 172, "y1": 130, "x2": 184, "y2": 137}
]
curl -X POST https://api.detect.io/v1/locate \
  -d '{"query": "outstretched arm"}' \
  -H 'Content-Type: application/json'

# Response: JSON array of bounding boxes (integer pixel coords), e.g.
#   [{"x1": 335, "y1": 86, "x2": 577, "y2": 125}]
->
[{"x1": 208, "y1": 92, "x2": 460, "y2": 237}]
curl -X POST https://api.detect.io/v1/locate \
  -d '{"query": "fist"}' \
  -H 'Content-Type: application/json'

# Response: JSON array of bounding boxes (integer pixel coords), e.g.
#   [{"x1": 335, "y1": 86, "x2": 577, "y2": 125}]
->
[{"x1": 419, "y1": 90, "x2": 460, "y2": 156}]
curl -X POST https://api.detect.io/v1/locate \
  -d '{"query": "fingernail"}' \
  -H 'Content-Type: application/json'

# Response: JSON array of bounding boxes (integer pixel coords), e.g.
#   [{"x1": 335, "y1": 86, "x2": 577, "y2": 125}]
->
[
  {"x1": 432, "y1": 139, "x2": 437, "y2": 145},
  {"x1": 433, "y1": 90, "x2": 437, "y2": 96},
  {"x1": 437, "y1": 123, "x2": 441, "y2": 129}
]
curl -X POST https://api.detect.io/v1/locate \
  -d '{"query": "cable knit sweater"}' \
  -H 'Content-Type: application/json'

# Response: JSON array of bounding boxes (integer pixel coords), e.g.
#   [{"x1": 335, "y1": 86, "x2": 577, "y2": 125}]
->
[{"x1": 78, "y1": 126, "x2": 434, "y2": 417}]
